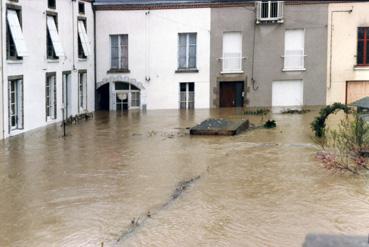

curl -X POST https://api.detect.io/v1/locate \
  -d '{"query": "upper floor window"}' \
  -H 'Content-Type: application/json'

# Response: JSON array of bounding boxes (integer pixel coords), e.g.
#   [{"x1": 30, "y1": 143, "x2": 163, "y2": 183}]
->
[
  {"x1": 222, "y1": 32, "x2": 243, "y2": 73},
  {"x1": 78, "y1": 19, "x2": 90, "y2": 59},
  {"x1": 178, "y1": 33, "x2": 197, "y2": 71},
  {"x1": 47, "y1": 15, "x2": 64, "y2": 60},
  {"x1": 357, "y1": 27, "x2": 369, "y2": 66},
  {"x1": 79, "y1": 2, "x2": 85, "y2": 14},
  {"x1": 256, "y1": 1, "x2": 284, "y2": 24},
  {"x1": 283, "y1": 29, "x2": 305, "y2": 71},
  {"x1": 48, "y1": 0, "x2": 56, "y2": 9},
  {"x1": 110, "y1": 34, "x2": 129, "y2": 71},
  {"x1": 6, "y1": 7, "x2": 28, "y2": 60}
]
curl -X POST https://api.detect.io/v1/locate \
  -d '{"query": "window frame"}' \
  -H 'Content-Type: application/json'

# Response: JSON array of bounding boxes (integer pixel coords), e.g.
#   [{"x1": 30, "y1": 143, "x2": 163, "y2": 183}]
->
[
  {"x1": 46, "y1": 12, "x2": 59, "y2": 60},
  {"x1": 179, "y1": 82, "x2": 195, "y2": 109},
  {"x1": 283, "y1": 28, "x2": 306, "y2": 72},
  {"x1": 6, "y1": 4, "x2": 23, "y2": 61},
  {"x1": 45, "y1": 72, "x2": 57, "y2": 121},
  {"x1": 109, "y1": 34, "x2": 129, "y2": 73},
  {"x1": 8, "y1": 75, "x2": 24, "y2": 132},
  {"x1": 77, "y1": 17, "x2": 88, "y2": 59},
  {"x1": 78, "y1": 70, "x2": 87, "y2": 112},
  {"x1": 357, "y1": 27, "x2": 369, "y2": 66},
  {"x1": 176, "y1": 33, "x2": 198, "y2": 73}
]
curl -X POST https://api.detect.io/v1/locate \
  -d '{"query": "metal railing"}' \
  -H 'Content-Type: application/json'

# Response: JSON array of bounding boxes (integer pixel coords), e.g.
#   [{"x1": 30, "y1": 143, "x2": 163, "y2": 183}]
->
[
  {"x1": 220, "y1": 53, "x2": 243, "y2": 73},
  {"x1": 283, "y1": 50, "x2": 305, "y2": 70}
]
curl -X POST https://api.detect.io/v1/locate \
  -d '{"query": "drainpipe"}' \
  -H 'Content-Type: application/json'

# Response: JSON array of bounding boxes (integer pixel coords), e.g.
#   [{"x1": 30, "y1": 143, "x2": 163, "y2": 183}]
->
[
  {"x1": 72, "y1": 0, "x2": 76, "y2": 71},
  {"x1": 1, "y1": 0, "x2": 4, "y2": 139},
  {"x1": 328, "y1": 8, "x2": 353, "y2": 89},
  {"x1": 251, "y1": 11, "x2": 258, "y2": 91}
]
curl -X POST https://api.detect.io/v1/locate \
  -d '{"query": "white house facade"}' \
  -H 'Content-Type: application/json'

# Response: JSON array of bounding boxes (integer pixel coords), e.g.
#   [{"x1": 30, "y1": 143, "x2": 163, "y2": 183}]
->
[
  {"x1": 95, "y1": 7, "x2": 211, "y2": 111},
  {"x1": 1, "y1": 0, "x2": 95, "y2": 138}
]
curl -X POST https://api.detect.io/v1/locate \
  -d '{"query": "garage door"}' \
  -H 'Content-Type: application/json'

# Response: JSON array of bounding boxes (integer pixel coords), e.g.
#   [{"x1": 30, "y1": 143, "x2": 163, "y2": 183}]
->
[
  {"x1": 272, "y1": 80, "x2": 303, "y2": 107},
  {"x1": 346, "y1": 81, "x2": 369, "y2": 104}
]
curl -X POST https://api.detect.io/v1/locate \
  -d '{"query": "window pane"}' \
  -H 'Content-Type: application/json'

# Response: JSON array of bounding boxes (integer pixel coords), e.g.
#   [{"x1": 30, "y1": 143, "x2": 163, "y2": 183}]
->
[
  {"x1": 180, "y1": 83, "x2": 186, "y2": 92},
  {"x1": 189, "y1": 33, "x2": 196, "y2": 45},
  {"x1": 189, "y1": 45, "x2": 196, "y2": 68},
  {"x1": 121, "y1": 35, "x2": 128, "y2": 46},
  {"x1": 115, "y1": 82, "x2": 129, "y2": 90},
  {"x1": 261, "y1": 2, "x2": 269, "y2": 18},
  {"x1": 271, "y1": 2, "x2": 278, "y2": 18},
  {"x1": 188, "y1": 83, "x2": 194, "y2": 92},
  {"x1": 358, "y1": 40, "x2": 364, "y2": 64},
  {"x1": 366, "y1": 41, "x2": 369, "y2": 65}
]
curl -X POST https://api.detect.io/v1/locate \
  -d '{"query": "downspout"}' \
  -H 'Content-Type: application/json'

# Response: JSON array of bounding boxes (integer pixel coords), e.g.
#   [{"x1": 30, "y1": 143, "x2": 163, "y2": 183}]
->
[
  {"x1": 251, "y1": 11, "x2": 258, "y2": 91},
  {"x1": 72, "y1": 0, "x2": 76, "y2": 71},
  {"x1": 328, "y1": 8, "x2": 353, "y2": 89},
  {"x1": 1, "y1": 0, "x2": 4, "y2": 139}
]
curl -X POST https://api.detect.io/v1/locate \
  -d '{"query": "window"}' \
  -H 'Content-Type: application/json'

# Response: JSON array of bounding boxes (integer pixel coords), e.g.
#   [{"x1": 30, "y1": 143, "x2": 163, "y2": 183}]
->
[
  {"x1": 48, "y1": 0, "x2": 56, "y2": 9},
  {"x1": 78, "y1": 19, "x2": 90, "y2": 59},
  {"x1": 47, "y1": 15, "x2": 64, "y2": 59},
  {"x1": 6, "y1": 7, "x2": 27, "y2": 60},
  {"x1": 179, "y1": 83, "x2": 195, "y2": 109},
  {"x1": 283, "y1": 29, "x2": 305, "y2": 71},
  {"x1": 256, "y1": 1, "x2": 284, "y2": 23},
  {"x1": 79, "y1": 2, "x2": 85, "y2": 14},
  {"x1": 178, "y1": 33, "x2": 197, "y2": 70},
  {"x1": 46, "y1": 73, "x2": 57, "y2": 121},
  {"x1": 78, "y1": 71, "x2": 87, "y2": 112},
  {"x1": 222, "y1": 32, "x2": 243, "y2": 73},
  {"x1": 9, "y1": 77, "x2": 23, "y2": 131},
  {"x1": 357, "y1": 27, "x2": 369, "y2": 66},
  {"x1": 110, "y1": 35, "x2": 128, "y2": 71}
]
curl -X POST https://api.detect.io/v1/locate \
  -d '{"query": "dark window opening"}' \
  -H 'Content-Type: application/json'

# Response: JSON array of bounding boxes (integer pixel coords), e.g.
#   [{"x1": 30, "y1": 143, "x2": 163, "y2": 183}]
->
[
  {"x1": 78, "y1": 20, "x2": 87, "y2": 59},
  {"x1": 47, "y1": 15, "x2": 58, "y2": 60},
  {"x1": 6, "y1": 8, "x2": 22, "y2": 60},
  {"x1": 48, "y1": 0, "x2": 56, "y2": 9},
  {"x1": 357, "y1": 27, "x2": 369, "y2": 66},
  {"x1": 79, "y1": 2, "x2": 85, "y2": 14}
]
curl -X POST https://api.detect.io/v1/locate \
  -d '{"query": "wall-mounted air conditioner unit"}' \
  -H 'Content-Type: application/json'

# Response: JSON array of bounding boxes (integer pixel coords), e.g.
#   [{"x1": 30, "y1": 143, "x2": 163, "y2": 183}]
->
[{"x1": 256, "y1": 1, "x2": 284, "y2": 24}]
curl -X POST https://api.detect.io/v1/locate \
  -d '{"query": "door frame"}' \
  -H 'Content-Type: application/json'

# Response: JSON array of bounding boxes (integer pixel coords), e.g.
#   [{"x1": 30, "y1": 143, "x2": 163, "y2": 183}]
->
[{"x1": 219, "y1": 81, "x2": 245, "y2": 108}]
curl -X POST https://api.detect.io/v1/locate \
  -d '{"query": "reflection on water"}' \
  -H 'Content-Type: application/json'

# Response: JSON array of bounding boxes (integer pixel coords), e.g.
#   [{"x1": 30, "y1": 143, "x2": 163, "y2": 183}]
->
[{"x1": 1, "y1": 108, "x2": 369, "y2": 247}]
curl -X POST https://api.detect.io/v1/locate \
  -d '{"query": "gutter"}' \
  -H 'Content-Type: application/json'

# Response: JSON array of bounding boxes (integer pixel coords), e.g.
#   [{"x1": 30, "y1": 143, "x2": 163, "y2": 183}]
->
[
  {"x1": 328, "y1": 7, "x2": 353, "y2": 89},
  {"x1": 93, "y1": 3, "x2": 97, "y2": 111}
]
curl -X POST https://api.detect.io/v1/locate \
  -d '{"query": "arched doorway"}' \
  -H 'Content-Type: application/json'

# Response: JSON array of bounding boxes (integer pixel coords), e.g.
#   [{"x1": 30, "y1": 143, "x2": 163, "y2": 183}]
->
[
  {"x1": 96, "y1": 83, "x2": 110, "y2": 111},
  {"x1": 113, "y1": 82, "x2": 141, "y2": 112}
]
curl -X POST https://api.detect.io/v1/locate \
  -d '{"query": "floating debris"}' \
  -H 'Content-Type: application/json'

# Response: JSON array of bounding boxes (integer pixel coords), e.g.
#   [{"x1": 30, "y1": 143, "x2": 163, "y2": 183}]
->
[
  {"x1": 244, "y1": 108, "x2": 270, "y2": 115},
  {"x1": 190, "y1": 119, "x2": 249, "y2": 136},
  {"x1": 264, "y1": 120, "x2": 277, "y2": 129},
  {"x1": 281, "y1": 109, "x2": 311, "y2": 114}
]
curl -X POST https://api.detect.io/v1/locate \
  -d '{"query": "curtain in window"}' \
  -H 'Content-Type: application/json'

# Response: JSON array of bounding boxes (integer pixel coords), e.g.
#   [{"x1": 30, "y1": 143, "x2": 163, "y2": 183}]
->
[
  {"x1": 178, "y1": 34, "x2": 187, "y2": 68},
  {"x1": 121, "y1": 35, "x2": 128, "y2": 69},
  {"x1": 188, "y1": 34, "x2": 197, "y2": 68},
  {"x1": 111, "y1": 36, "x2": 119, "y2": 68}
]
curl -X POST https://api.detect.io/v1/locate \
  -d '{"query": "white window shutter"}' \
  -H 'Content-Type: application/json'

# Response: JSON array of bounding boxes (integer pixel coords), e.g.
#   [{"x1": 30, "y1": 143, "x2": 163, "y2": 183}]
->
[
  {"x1": 7, "y1": 10, "x2": 28, "y2": 57},
  {"x1": 78, "y1": 21, "x2": 90, "y2": 56},
  {"x1": 47, "y1": 16, "x2": 64, "y2": 57},
  {"x1": 284, "y1": 29, "x2": 305, "y2": 70},
  {"x1": 223, "y1": 32, "x2": 242, "y2": 72}
]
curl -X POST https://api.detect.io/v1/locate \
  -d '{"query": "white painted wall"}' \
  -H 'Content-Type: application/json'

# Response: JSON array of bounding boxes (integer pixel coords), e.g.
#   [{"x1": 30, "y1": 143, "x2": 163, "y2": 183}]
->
[
  {"x1": 2, "y1": 0, "x2": 95, "y2": 138},
  {"x1": 327, "y1": 2, "x2": 369, "y2": 104},
  {"x1": 95, "y1": 8, "x2": 211, "y2": 110}
]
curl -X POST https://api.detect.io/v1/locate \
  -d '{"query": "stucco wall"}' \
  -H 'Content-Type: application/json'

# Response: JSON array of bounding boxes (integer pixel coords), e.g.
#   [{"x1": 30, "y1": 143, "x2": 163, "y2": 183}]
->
[
  {"x1": 3, "y1": 0, "x2": 95, "y2": 138},
  {"x1": 95, "y1": 8, "x2": 211, "y2": 110},
  {"x1": 211, "y1": 3, "x2": 328, "y2": 108},
  {"x1": 327, "y1": 2, "x2": 369, "y2": 104},
  {"x1": 0, "y1": 0, "x2": 3, "y2": 139}
]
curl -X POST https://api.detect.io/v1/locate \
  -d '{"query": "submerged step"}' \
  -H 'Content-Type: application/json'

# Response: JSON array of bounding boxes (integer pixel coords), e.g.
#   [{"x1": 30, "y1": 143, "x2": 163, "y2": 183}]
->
[{"x1": 190, "y1": 118, "x2": 249, "y2": 136}]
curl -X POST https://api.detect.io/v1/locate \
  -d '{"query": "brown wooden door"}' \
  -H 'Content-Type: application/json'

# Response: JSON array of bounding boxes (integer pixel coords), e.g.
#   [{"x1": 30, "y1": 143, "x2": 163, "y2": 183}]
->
[
  {"x1": 346, "y1": 81, "x2": 369, "y2": 104},
  {"x1": 220, "y1": 82, "x2": 244, "y2": 107}
]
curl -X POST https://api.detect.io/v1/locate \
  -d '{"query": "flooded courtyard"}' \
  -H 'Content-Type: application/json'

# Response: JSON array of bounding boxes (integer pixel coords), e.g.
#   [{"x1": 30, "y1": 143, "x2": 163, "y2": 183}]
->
[{"x1": 1, "y1": 109, "x2": 369, "y2": 246}]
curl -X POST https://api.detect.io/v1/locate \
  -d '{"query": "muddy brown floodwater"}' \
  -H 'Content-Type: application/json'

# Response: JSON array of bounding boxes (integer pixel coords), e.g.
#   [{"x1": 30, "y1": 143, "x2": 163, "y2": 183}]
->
[{"x1": 1, "y1": 108, "x2": 369, "y2": 247}]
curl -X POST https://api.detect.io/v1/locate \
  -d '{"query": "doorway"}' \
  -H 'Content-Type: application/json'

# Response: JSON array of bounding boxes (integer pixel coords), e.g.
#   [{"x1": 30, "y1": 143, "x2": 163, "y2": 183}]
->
[
  {"x1": 97, "y1": 83, "x2": 110, "y2": 111},
  {"x1": 219, "y1": 81, "x2": 244, "y2": 107}
]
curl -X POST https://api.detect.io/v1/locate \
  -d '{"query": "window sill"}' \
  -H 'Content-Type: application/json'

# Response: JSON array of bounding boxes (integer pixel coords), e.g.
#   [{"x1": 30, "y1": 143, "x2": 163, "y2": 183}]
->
[
  {"x1": 175, "y1": 68, "x2": 199, "y2": 73},
  {"x1": 282, "y1": 68, "x2": 306, "y2": 72},
  {"x1": 78, "y1": 58, "x2": 88, "y2": 62},
  {"x1": 47, "y1": 59, "x2": 59, "y2": 63},
  {"x1": 7, "y1": 60, "x2": 23, "y2": 64},
  {"x1": 221, "y1": 71, "x2": 244, "y2": 74},
  {"x1": 107, "y1": 68, "x2": 130, "y2": 74},
  {"x1": 354, "y1": 65, "x2": 369, "y2": 71}
]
